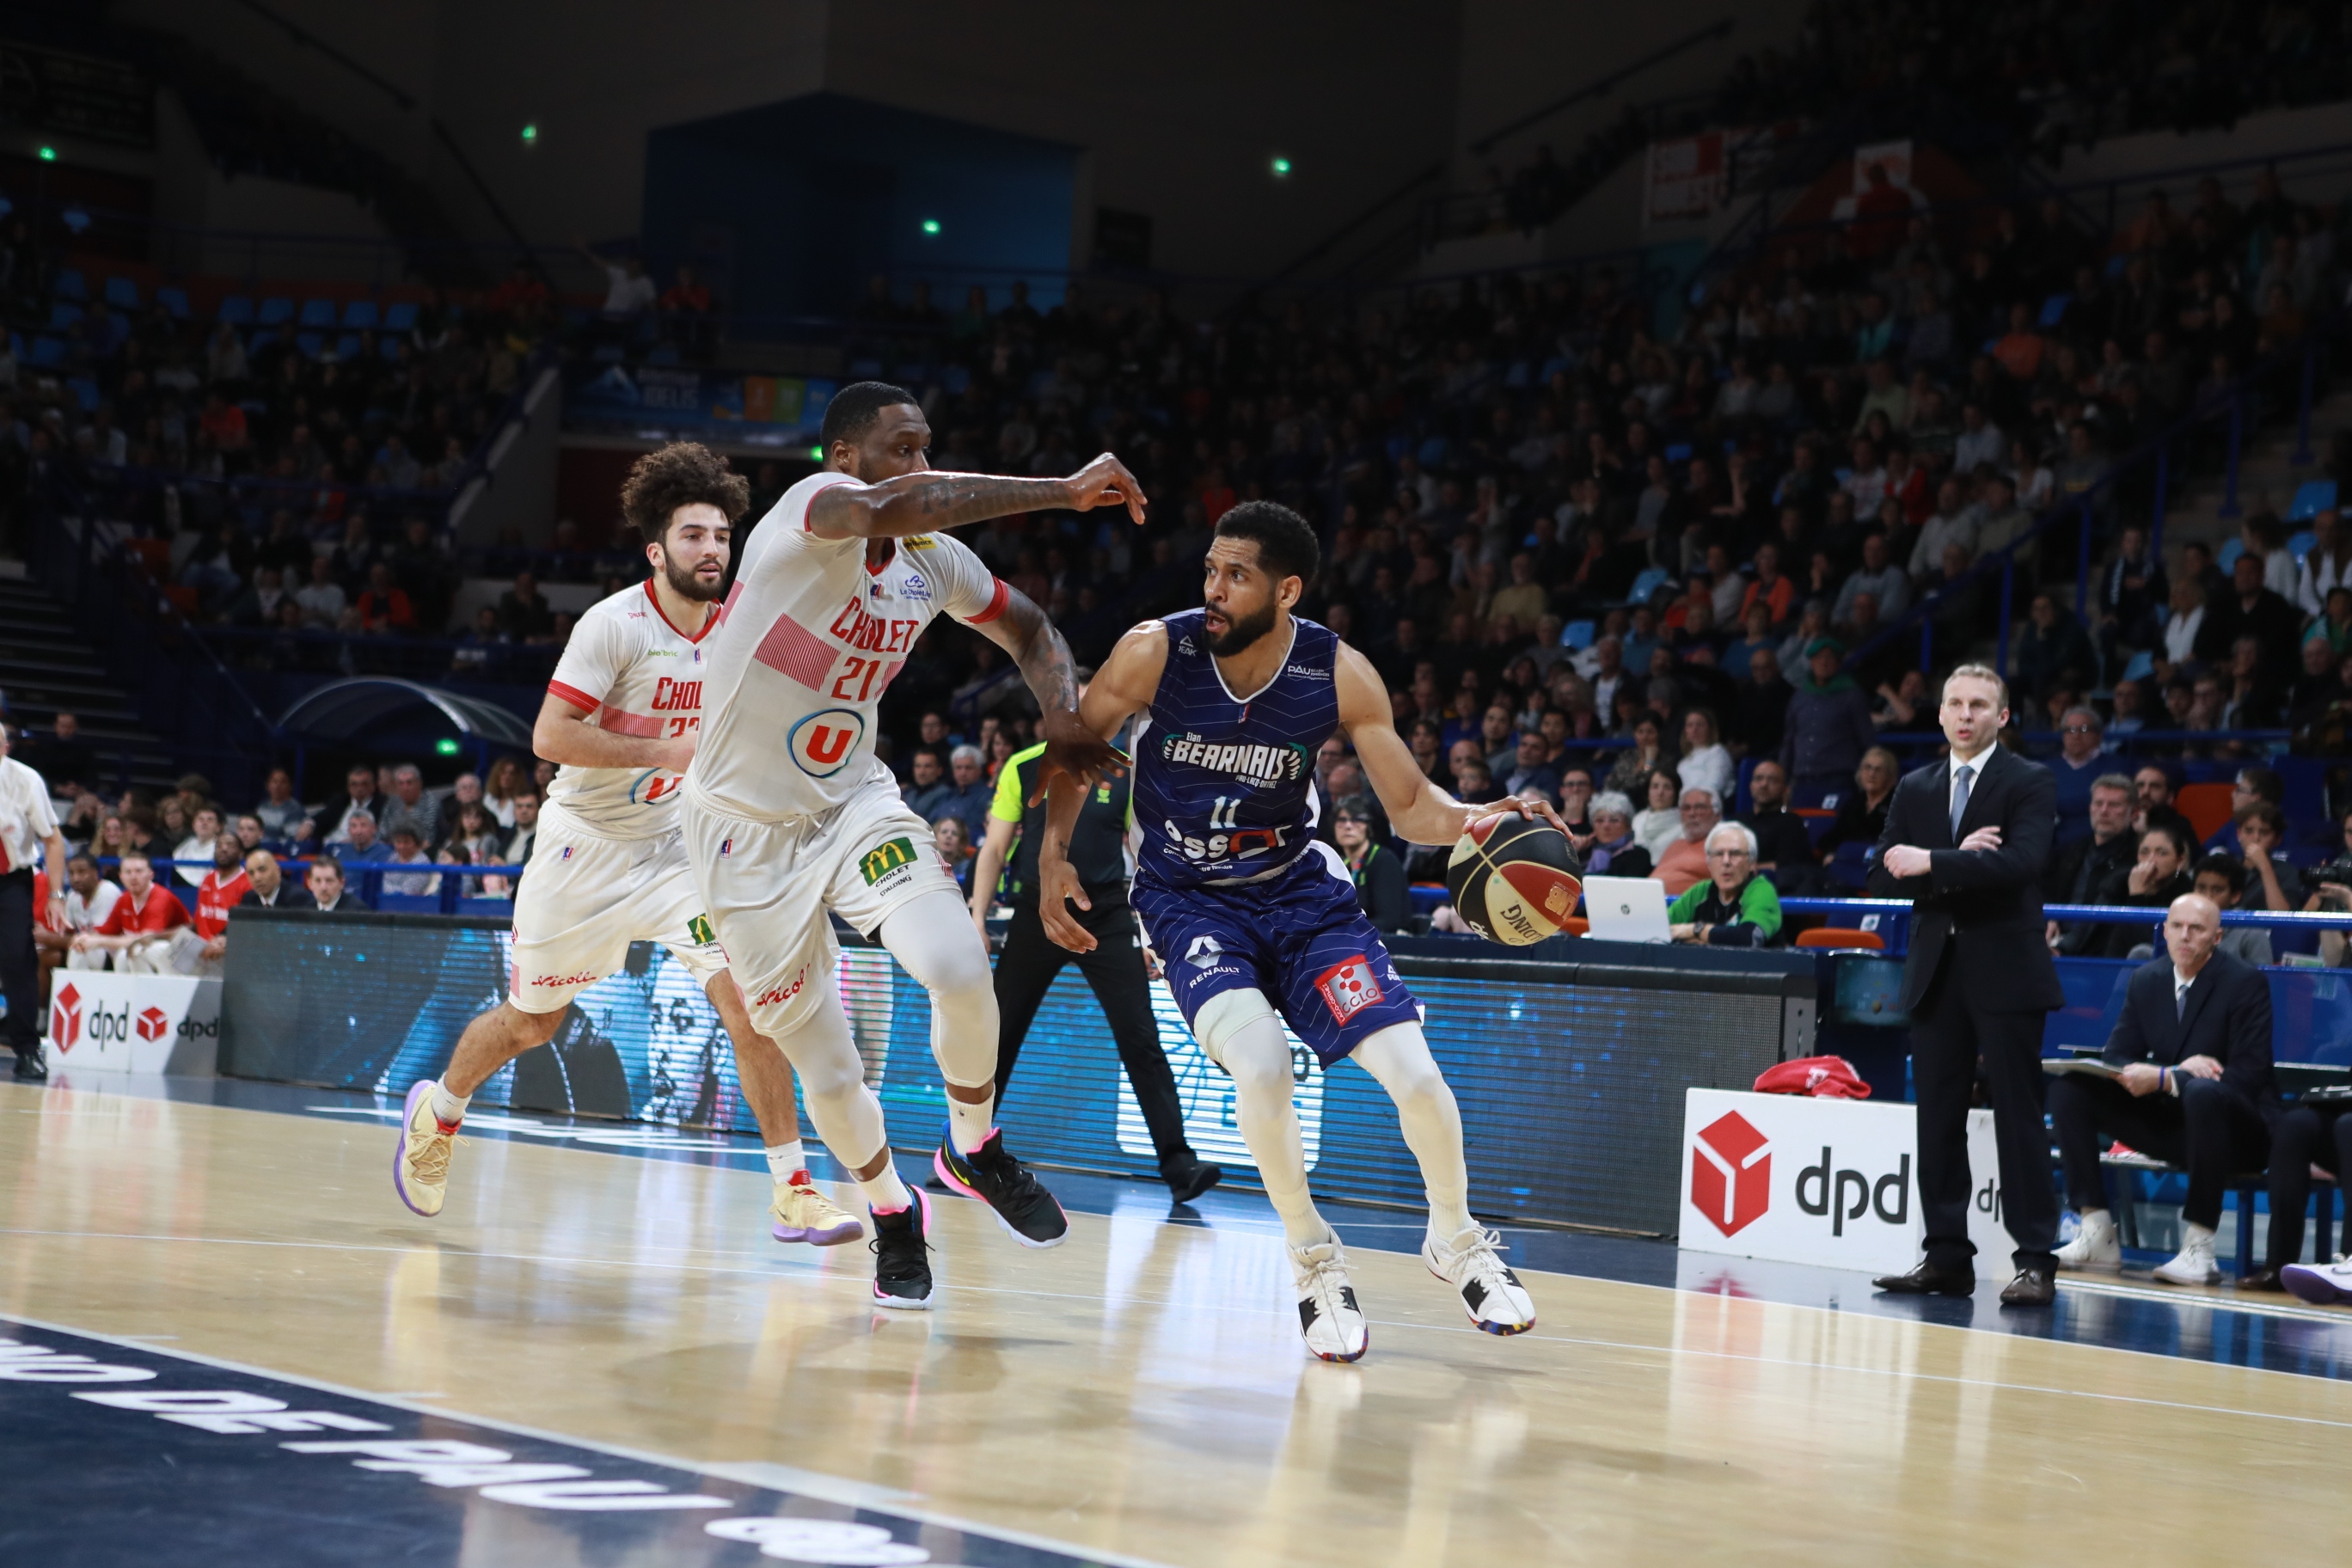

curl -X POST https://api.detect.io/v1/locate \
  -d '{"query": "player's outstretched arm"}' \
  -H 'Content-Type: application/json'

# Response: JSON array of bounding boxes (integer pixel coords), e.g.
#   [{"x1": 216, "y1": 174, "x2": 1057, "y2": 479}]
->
[
  {"x1": 807, "y1": 453, "x2": 1147, "y2": 541},
  {"x1": 1036, "y1": 622, "x2": 1167, "y2": 953},
  {"x1": 970, "y1": 585, "x2": 1125, "y2": 799},
  {"x1": 533, "y1": 689, "x2": 693, "y2": 775},
  {"x1": 1333, "y1": 641, "x2": 1566, "y2": 846}
]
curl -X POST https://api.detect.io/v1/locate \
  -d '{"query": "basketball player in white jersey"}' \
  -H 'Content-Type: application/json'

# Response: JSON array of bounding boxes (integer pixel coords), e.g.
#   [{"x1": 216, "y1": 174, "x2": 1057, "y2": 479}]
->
[
  {"x1": 395, "y1": 443, "x2": 859, "y2": 1251},
  {"x1": 683, "y1": 380, "x2": 1141, "y2": 1310}
]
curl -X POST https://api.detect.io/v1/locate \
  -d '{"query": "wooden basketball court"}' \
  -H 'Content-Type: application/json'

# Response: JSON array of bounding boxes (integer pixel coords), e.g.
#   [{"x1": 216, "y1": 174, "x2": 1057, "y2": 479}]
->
[{"x1": 6, "y1": 1076, "x2": 2349, "y2": 1566}]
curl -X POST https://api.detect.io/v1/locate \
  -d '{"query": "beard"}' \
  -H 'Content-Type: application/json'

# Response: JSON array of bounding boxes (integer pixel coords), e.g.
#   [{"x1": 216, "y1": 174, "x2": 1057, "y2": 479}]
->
[
  {"x1": 663, "y1": 552, "x2": 726, "y2": 602},
  {"x1": 1204, "y1": 600, "x2": 1277, "y2": 657}
]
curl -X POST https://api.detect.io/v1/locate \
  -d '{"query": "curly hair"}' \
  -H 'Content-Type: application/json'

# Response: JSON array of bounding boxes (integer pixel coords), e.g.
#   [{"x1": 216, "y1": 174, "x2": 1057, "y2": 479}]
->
[{"x1": 620, "y1": 442, "x2": 750, "y2": 546}]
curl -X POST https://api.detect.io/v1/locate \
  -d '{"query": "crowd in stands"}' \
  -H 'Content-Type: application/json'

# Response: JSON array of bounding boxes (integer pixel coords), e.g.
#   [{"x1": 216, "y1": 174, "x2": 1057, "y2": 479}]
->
[
  {"x1": 21, "y1": 738, "x2": 553, "y2": 993},
  {"x1": 1477, "y1": 0, "x2": 2352, "y2": 242}
]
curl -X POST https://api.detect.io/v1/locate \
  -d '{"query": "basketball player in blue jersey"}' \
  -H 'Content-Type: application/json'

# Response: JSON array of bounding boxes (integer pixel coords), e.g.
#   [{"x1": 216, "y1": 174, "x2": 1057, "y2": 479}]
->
[{"x1": 1035, "y1": 500, "x2": 1561, "y2": 1362}]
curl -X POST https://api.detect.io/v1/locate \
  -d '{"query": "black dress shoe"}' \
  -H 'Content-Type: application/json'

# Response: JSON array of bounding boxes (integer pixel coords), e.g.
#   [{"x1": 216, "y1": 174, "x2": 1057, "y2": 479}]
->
[
  {"x1": 2240, "y1": 1265, "x2": 2288, "y2": 1293},
  {"x1": 1872, "y1": 1260, "x2": 1976, "y2": 1295},
  {"x1": 1165, "y1": 1161, "x2": 1222, "y2": 1205},
  {"x1": 2000, "y1": 1266, "x2": 2056, "y2": 1307},
  {"x1": 12, "y1": 1052, "x2": 46, "y2": 1083}
]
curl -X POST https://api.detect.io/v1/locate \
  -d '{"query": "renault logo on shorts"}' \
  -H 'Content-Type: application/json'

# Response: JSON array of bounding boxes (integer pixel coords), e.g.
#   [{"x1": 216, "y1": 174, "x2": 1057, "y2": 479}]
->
[{"x1": 787, "y1": 708, "x2": 867, "y2": 777}]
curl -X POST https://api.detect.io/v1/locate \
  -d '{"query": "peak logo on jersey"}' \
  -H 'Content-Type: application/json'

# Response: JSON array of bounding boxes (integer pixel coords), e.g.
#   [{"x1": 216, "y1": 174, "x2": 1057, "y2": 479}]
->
[
  {"x1": 1690, "y1": 1111, "x2": 1770, "y2": 1237},
  {"x1": 787, "y1": 709, "x2": 867, "y2": 777},
  {"x1": 1159, "y1": 734, "x2": 1307, "y2": 789},
  {"x1": 687, "y1": 914, "x2": 715, "y2": 946},
  {"x1": 858, "y1": 837, "x2": 918, "y2": 886},
  {"x1": 1314, "y1": 954, "x2": 1383, "y2": 1024}
]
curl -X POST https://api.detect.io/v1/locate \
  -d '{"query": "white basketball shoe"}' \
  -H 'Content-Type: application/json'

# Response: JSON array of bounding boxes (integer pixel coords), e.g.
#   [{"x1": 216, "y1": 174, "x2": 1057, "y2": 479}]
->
[
  {"x1": 1424, "y1": 1226, "x2": 1537, "y2": 1334},
  {"x1": 1289, "y1": 1235, "x2": 1369, "y2": 1363},
  {"x1": 2055, "y1": 1209, "x2": 2122, "y2": 1271},
  {"x1": 2153, "y1": 1222, "x2": 2222, "y2": 1286}
]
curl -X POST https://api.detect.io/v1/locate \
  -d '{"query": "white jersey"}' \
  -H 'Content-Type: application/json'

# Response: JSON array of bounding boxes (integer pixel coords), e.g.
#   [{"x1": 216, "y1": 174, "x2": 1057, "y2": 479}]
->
[
  {"x1": 688, "y1": 470, "x2": 1005, "y2": 824},
  {"x1": 543, "y1": 579, "x2": 720, "y2": 838}
]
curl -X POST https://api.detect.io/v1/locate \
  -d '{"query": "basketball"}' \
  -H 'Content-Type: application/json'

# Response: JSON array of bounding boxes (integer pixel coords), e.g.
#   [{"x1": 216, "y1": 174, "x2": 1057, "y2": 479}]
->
[{"x1": 1444, "y1": 814, "x2": 1583, "y2": 946}]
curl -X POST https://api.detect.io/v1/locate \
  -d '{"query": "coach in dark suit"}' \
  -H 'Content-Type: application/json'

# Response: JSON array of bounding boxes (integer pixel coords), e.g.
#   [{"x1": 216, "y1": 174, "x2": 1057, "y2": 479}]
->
[
  {"x1": 2048, "y1": 892, "x2": 2277, "y2": 1286},
  {"x1": 1866, "y1": 665, "x2": 2066, "y2": 1306}
]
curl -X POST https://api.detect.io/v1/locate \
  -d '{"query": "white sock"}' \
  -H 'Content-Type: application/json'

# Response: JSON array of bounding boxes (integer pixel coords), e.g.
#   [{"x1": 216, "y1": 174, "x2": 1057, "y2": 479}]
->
[
  {"x1": 946, "y1": 1088, "x2": 995, "y2": 1155},
  {"x1": 765, "y1": 1141, "x2": 806, "y2": 1185},
  {"x1": 429, "y1": 1081, "x2": 470, "y2": 1128},
  {"x1": 861, "y1": 1163, "x2": 914, "y2": 1214}
]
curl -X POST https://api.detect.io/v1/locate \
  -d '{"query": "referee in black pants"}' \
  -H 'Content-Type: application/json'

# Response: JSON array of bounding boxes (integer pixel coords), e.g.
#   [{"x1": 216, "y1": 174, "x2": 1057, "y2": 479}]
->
[
  {"x1": 1865, "y1": 664, "x2": 2064, "y2": 1308},
  {"x1": 1, "y1": 723, "x2": 70, "y2": 1082},
  {"x1": 969, "y1": 736, "x2": 1220, "y2": 1204}
]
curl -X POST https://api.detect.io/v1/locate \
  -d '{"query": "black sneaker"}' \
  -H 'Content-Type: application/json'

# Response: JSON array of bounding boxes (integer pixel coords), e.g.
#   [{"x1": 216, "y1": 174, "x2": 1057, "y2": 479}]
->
[
  {"x1": 14, "y1": 1051, "x2": 47, "y2": 1083},
  {"x1": 1164, "y1": 1158, "x2": 1222, "y2": 1206},
  {"x1": 867, "y1": 1189, "x2": 934, "y2": 1311},
  {"x1": 933, "y1": 1127, "x2": 1069, "y2": 1248}
]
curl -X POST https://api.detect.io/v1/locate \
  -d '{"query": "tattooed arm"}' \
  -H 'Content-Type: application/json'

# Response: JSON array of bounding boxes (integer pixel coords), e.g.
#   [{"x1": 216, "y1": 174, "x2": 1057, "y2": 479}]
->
[
  {"x1": 806, "y1": 454, "x2": 1146, "y2": 540},
  {"x1": 968, "y1": 583, "x2": 1127, "y2": 799}
]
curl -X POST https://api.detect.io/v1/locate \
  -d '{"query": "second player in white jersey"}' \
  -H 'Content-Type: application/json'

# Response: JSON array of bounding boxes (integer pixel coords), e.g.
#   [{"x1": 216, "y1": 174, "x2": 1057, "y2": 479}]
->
[
  {"x1": 394, "y1": 442, "x2": 859, "y2": 1253},
  {"x1": 542, "y1": 578, "x2": 720, "y2": 835}
]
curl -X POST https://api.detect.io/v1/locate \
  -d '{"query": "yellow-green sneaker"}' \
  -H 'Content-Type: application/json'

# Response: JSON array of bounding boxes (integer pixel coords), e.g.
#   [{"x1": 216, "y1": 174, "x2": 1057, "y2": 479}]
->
[{"x1": 770, "y1": 1175, "x2": 861, "y2": 1246}]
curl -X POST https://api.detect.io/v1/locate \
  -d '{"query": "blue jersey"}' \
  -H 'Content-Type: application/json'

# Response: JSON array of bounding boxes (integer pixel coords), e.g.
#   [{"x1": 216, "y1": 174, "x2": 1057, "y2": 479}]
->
[{"x1": 1131, "y1": 609, "x2": 1339, "y2": 891}]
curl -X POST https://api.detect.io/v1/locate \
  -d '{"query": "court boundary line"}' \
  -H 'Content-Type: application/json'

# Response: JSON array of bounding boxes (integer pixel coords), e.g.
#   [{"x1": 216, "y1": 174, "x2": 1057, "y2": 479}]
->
[{"x1": 0, "y1": 1309, "x2": 1180, "y2": 1568}]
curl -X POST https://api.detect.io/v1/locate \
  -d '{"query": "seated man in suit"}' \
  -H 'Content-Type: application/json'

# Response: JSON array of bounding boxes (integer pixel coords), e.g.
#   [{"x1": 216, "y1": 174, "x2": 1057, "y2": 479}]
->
[
  {"x1": 2050, "y1": 892, "x2": 2280, "y2": 1285},
  {"x1": 237, "y1": 848, "x2": 315, "y2": 910}
]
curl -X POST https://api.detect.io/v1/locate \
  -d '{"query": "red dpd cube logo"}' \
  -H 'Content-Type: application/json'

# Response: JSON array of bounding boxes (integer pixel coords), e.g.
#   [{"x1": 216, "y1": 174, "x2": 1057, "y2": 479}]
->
[
  {"x1": 51, "y1": 983, "x2": 82, "y2": 1051},
  {"x1": 1691, "y1": 1110, "x2": 1772, "y2": 1237},
  {"x1": 136, "y1": 1006, "x2": 170, "y2": 1043}
]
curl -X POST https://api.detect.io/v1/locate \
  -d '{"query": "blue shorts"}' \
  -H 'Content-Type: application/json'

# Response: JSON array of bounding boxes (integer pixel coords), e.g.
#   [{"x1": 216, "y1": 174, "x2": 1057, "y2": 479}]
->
[{"x1": 1131, "y1": 847, "x2": 1422, "y2": 1066}]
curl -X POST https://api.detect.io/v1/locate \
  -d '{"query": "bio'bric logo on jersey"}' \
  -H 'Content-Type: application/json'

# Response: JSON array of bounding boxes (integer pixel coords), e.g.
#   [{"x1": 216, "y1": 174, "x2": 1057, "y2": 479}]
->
[
  {"x1": 787, "y1": 709, "x2": 867, "y2": 777},
  {"x1": 1159, "y1": 732, "x2": 1308, "y2": 789}
]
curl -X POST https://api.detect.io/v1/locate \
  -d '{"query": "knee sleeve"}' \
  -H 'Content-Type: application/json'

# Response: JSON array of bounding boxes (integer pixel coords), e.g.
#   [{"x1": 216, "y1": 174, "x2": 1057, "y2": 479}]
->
[
  {"x1": 879, "y1": 890, "x2": 1000, "y2": 1087},
  {"x1": 772, "y1": 983, "x2": 886, "y2": 1165},
  {"x1": 1351, "y1": 1021, "x2": 1449, "y2": 1110},
  {"x1": 1193, "y1": 987, "x2": 1280, "y2": 1068}
]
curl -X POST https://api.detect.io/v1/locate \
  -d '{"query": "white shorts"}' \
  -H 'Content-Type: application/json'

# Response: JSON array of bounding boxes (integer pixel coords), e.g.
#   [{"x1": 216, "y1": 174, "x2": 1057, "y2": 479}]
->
[
  {"x1": 681, "y1": 781, "x2": 956, "y2": 1037},
  {"x1": 506, "y1": 799, "x2": 728, "y2": 1015}
]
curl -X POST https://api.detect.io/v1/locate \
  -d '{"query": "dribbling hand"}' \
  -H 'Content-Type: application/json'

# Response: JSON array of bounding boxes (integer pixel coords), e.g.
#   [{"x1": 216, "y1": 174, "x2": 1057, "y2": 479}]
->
[{"x1": 1470, "y1": 795, "x2": 1570, "y2": 840}]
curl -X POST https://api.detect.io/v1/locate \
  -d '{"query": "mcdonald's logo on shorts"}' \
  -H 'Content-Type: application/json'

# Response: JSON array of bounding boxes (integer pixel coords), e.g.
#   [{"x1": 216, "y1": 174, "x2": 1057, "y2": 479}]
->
[
  {"x1": 687, "y1": 914, "x2": 715, "y2": 946},
  {"x1": 858, "y1": 837, "x2": 918, "y2": 886}
]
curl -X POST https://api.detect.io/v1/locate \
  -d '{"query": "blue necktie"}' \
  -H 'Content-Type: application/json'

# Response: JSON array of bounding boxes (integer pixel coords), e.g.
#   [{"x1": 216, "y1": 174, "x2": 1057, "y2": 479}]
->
[{"x1": 1950, "y1": 763, "x2": 1973, "y2": 841}]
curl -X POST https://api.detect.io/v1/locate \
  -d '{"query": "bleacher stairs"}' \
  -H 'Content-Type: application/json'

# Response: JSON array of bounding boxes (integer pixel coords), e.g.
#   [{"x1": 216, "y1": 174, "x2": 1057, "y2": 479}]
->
[{"x1": 0, "y1": 564, "x2": 182, "y2": 795}]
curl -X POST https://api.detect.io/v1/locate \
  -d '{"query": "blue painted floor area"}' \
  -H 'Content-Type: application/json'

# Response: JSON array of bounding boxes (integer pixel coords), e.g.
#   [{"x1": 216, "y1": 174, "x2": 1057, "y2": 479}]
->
[
  {"x1": 0, "y1": 1315, "x2": 1129, "y2": 1568},
  {"x1": 53, "y1": 1075, "x2": 2352, "y2": 1384}
]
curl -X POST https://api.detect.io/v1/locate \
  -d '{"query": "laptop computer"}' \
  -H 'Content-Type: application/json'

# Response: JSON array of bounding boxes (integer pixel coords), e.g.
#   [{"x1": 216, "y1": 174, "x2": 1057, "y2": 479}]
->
[{"x1": 1580, "y1": 875, "x2": 1673, "y2": 944}]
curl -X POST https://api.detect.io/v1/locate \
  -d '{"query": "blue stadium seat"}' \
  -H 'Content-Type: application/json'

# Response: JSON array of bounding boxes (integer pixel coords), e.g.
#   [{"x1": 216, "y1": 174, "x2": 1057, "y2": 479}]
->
[
  {"x1": 298, "y1": 298, "x2": 337, "y2": 328},
  {"x1": 156, "y1": 286, "x2": 190, "y2": 319},
  {"x1": 2218, "y1": 538, "x2": 2245, "y2": 572},
  {"x1": 2288, "y1": 530, "x2": 2318, "y2": 561},
  {"x1": 1627, "y1": 567, "x2": 1672, "y2": 603},
  {"x1": 2289, "y1": 480, "x2": 2337, "y2": 521},
  {"x1": 1417, "y1": 436, "x2": 1450, "y2": 468},
  {"x1": 257, "y1": 297, "x2": 296, "y2": 327},
  {"x1": 248, "y1": 330, "x2": 277, "y2": 353},
  {"x1": 29, "y1": 336, "x2": 64, "y2": 367},
  {"x1": 340, "y1": 299, "x2": 379, "y2": 329},
  {"x1": 381, "y1": 301, "x2": 417, "y2": 333},
  {"x1": 2119, "y1": 649, "x2": 2154, "y2": 684},
  {"x1": 56, "y1": 268, "x2": 86, "y2": 300},
  {"x1": 296, "y1": 332, "x2": 325, "y2": 359},
  {"x1": 1828, "y1": 840, "x2": 1873, "y2": 890},
  {"x1": 1560, "y1": 619, "x2": 1596, "y2": 650},
  {"x1": 104, "y1": 276, "x2": 140, "y2": 309},
  {"x1": 1664, "y1": 443, "x2": 1694, "y2": 463},
  {"x1": 218, "y1": 296, "x2": 255, "y2": 326},
  {"x1": 2038, "y1": 293, "x2": 2071, "y2": 327},
  {"x1": 65, "y1": 377, "x2": 99, "y2": 412},
  {"x1": 334, "y1": 334, "x2": 359, "y2": 360},
  {"x1": 48, "y1": 302, "x2": 82, "y2": 331}
]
